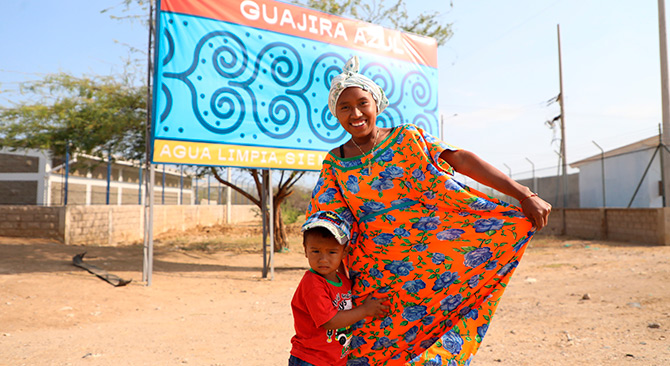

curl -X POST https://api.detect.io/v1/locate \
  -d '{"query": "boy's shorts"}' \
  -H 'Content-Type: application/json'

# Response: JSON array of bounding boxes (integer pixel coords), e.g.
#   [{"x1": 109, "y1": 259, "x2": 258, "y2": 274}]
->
[{"x1": 288, "y1": 355, "x2": 317, "y2": 366}]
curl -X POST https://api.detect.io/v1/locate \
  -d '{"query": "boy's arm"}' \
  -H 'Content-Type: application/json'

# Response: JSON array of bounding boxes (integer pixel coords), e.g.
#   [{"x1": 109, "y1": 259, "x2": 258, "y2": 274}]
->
[{"x1": 321, "y1": 293, "x2": 389, "y2": 330}]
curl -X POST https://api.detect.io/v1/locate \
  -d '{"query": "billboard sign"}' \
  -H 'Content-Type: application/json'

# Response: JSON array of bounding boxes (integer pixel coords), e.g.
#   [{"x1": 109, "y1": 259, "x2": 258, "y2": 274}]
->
[{"x1": 151, "y1": 0, "x2": 438, "y2": 170}]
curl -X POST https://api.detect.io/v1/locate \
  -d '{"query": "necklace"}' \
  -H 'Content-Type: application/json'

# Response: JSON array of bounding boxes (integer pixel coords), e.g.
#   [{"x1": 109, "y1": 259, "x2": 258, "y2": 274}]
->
[{"x1": 350, "y1": 128, "x2": 380, "y2": 170}]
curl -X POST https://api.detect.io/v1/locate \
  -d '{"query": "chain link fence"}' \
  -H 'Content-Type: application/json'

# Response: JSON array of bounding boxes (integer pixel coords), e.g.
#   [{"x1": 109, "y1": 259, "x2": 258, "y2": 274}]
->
[{"x1": 2, "y1": 140, "x2": 664, "y2": 210}]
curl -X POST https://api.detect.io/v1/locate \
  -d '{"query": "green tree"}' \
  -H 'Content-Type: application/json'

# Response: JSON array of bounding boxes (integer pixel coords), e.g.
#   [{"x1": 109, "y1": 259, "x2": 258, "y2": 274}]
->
[
  {"x1": 0, "y1": 73, "x2": 146, "y2": 161},
  {"x1": 1, "y1": 0, "x2": 452, "y2": 252},
  {"x1": 208, "y1": 168, "x2": 307, "y2": 252},
  {"x1": 207, "y1": 0, "x2": 453, "y2": 252},
  {"x1": 293, "y1": 0, "x2": 453, "y2": 46},
  {"x1": 114, "y1": 0, "x2": 452, "y2": 252}
]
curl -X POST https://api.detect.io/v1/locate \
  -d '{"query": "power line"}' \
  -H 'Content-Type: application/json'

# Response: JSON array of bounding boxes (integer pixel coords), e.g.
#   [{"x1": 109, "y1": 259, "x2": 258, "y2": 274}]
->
[{"x1": 454, "y1": 0, "x2": 564, "y2": 63}]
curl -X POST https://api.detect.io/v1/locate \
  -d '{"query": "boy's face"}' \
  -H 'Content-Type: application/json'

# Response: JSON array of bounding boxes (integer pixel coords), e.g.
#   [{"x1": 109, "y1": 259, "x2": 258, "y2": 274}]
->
[{"x1": 304, "y1": 233, "x2": 346, "y2": 282}]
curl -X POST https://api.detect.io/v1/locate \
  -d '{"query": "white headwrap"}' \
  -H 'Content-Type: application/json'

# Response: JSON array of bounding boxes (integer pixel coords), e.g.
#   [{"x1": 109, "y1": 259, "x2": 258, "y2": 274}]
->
[{"x1": 328, "y1": 56, "x2": 389, "y2": 117}]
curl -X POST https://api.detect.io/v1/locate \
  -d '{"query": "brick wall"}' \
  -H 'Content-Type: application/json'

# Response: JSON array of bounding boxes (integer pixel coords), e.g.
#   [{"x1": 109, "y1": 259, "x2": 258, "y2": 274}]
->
[
  {"x1": 0, "y1": 204, "x2": 257, "y2": 245},
  {"x1": 538, "y1": 208, "x2": 667, "y2": 245},
  {"x1": 565, "y1": 209, "x2": 606, "y2": 239},
  {"x1": 0, "y1": 206, "x2": 63, "y2": 239},
  {"x1": 0, "y1": 181, "x2": 38, "y2": 205},
  {"x1": 64, "y1": 205, "x2": 258, "y2": 245},
  {"x1": 606, "y1": 208, "x2": 663, "y2": 244},
  {"x1": 0, "y1": 153, "x2": 39, "y2": 173},
  {"x1": 542, "y1": 208, "x2": 564, "y2": 236},
  {"x1": 2, "y1": 205, "x2": 666, "y2": 246},
  {"x1": 65, "y1": 206, "x2": 118, "y2": 245}
]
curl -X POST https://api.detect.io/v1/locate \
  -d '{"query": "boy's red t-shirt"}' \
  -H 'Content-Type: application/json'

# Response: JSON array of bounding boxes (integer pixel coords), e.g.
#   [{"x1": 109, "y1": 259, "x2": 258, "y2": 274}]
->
[{"x1": 290, "y1": 269, "x2": 353, "y2": 366}]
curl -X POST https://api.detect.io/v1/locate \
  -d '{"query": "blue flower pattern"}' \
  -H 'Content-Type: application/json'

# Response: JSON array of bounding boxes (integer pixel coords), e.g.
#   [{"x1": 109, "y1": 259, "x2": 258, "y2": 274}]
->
[
  {"x1": 360, "y1": 201, "x2": 385, "y2": 216},
  {"x1": 369, "y1": 267, "x2": 384, "y2": 279},
  {"x1": 346, "y1": 175, "x2": 360, "y2": 194},
  {"x1": 432, "y1": 271, "x2": 459, "y2": 291},
  {"x1": 431, "y1": 252, "x2": 446, "y2": 265},
  {"x1": 371, "y1": 337, "x2": 395, "y2": 350},
  {"x1": 402, "y1": 305, "x2": 427, "y2": 321},
  {"x1": 318, "y1": 187, "x2": 338, "y2": 204},
  {"x1": 402, "y1": 279, "x2": 426, "y2": 294},
  {"x1": 394, "y1": 227, "x2": 411, "y2": 237},
  {"x1": 385, "y1": 260, "x2": 414, "y2": 276},
  {"x1": 404, "y1": 326, "x2": 419, "y2": 342},
  {"x1": 412, "y1": 216, "x2": 441, "y2": 231},
  {"x1": 473, "y1": 218, "x2": 504, "y2": 233},
  {"x1": 463, "y1": 247, "x2": 493, "y2": 268},
  {"x1": 308, "y1": 124, "x2": 535, "y2": 365},
  {"x1": 373, "y1": 233, "x2": 395, "y2": 247},
  {"x1": 469, "y1": 197, "x2": 497, "y2": 211},
  {"x1": 380, "y1": 166, "x2": 405, "y2": 179},
  {"x1": 436, "y1": 229, "x2": 465, "y2": 241},
  {"x1": 370, "y1": 178, "x2": 394, "y2": 192},
  {"x1": 412, "y1": 168, "x2": 426, "y2": 181},
  {"x1": 380, "y1": 149, "x2": 395, "y2": 162},
  {"x1": 440, "y1": 294, "x2": 463, "y2": 312},
  {"x1": 441, "y1": 331, "x2": 464, "y2": 355}
]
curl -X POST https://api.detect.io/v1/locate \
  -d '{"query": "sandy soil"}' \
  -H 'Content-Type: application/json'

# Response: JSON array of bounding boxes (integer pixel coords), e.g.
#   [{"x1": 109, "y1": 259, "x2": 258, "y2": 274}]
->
[{"x1": 0, "y1": 226, "x2": 669, "y2": 366}]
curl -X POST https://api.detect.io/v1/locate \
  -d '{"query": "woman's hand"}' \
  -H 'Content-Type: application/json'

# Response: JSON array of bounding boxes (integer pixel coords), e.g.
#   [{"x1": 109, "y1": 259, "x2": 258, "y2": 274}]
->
[{"x1": 520, "y1": 194, "x2": 552, "y2": 230}]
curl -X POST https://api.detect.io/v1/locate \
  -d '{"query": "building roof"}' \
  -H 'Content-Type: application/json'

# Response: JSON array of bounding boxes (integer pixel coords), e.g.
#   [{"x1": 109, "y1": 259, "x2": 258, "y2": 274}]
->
[
  {"x1": 1, "y1": 147, "x2": 189, "y2": 177},
  {"x1": 570, "y1": 135, "x2": 660, "y2": 168}
]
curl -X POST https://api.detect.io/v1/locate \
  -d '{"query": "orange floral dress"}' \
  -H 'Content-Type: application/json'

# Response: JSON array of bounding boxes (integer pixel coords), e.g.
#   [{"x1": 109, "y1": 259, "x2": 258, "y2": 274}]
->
[{"x1": 307, "y1": 124, "x2": 535, "y2": 365}]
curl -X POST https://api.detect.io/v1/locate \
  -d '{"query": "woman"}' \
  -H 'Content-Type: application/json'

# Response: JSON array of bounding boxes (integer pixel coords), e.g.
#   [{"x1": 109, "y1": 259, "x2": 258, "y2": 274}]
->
[{"x1": 307, "y1": 56, "x2": 551, "y2": 365}]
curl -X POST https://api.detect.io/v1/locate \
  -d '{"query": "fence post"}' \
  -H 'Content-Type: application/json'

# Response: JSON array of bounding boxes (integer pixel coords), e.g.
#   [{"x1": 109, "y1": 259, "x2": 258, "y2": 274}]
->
[
  {"x1": 106, "y1": 152, "x2": 111, "y2": 205},
  {"x1": 226, "y1": 167, "x2": 232, "y2": 224},
  {"x1": 138, "y1": 161, "x2": 143, "y2": 205},
  {"x1": 592, "y1": 141, "x2": 606, "y2": 207},
  {"x1": 180, "y1": 165, "x2": 183, "y2": 205},
  {"x1": 525, "y1": 157, "x2": 536, "y2": 193},
  {"x1": 64, "y1": 143, "x2": 70, "y2": 205},
  {"x1": 162, "y1": 164, "x2": 166, "y2": 205}
]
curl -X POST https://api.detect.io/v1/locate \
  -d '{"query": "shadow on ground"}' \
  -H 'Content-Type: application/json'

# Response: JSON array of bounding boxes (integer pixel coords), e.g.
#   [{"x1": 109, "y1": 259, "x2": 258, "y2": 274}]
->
[{"x1": 0, "y1": 237, "x2": 306, "y2": 276}]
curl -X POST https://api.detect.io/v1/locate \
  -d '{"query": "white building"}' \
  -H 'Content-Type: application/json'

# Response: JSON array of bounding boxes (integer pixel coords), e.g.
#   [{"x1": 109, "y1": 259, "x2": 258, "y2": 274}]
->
[
  {"x1": 570, "y1": 136, "x2": 662, "y2": 208},
  {"x1": 0, "y1": 147, "x2": 193, "y2": 206}
]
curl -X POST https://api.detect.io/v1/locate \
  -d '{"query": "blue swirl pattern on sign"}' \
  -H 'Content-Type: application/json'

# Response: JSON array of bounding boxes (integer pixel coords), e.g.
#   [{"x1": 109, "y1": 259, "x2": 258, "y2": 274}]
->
[{"x1": 154, "y1": 12, "x2": 438, "y2": 151}]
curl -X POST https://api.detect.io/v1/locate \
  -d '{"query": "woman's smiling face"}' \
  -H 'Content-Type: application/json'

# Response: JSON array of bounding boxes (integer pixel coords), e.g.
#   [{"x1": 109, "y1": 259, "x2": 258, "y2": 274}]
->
[{"x1": 335, "y1": 87, "x2": 378, "y2": 139}]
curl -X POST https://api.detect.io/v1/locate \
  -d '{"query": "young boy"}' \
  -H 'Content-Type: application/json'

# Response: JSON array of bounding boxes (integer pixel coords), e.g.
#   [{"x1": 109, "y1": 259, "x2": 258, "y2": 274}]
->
[{"x1": 289, "y1": 211, "x2": 389, "y2": 366}]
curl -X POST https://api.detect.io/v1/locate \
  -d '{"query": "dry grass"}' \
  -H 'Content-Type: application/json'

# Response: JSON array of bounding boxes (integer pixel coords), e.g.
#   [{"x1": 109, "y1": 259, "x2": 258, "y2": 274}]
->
[{"x1": 153, "y1": 221, "x2": 304, "y2": 254}]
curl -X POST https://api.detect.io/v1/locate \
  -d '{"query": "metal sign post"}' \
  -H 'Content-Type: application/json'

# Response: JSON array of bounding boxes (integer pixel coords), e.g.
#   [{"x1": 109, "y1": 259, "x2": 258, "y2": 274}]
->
[
  {"x1": 261, "y1": 170, "x2": 275, "y2": 280},
  {"x1": 268, "y1": 169, "x2": 274, "y2": 280},
  {"x1": 261, "y1": 170, "x2": 267, "y2": 278}
]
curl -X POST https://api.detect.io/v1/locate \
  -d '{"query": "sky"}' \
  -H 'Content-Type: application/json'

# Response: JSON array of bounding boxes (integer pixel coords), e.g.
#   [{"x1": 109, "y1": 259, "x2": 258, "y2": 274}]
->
[{"x1": 0, "y1": 0, "x2": 665, "y2": 181}]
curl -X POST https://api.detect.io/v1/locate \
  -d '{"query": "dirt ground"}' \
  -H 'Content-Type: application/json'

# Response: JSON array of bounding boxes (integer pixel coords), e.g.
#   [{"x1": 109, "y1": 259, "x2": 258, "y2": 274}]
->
[{"x1": 1, "y1": 224, "x2": 669, "y2": 366}]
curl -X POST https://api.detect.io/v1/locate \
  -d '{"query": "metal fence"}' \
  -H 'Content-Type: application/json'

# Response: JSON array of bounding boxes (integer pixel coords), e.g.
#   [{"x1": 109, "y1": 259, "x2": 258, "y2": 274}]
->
[
  {"x1": 2, "y1": 140, "x2": 664, "y2": 209},
  {"x1": 468, "y1": 141, "x2": 662, "y2": 209}
]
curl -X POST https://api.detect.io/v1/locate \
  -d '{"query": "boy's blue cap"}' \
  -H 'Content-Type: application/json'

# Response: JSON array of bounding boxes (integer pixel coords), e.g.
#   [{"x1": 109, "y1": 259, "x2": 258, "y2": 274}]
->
[{"x1": 302, "y1": 211, "x2": 351, "y2": 245}]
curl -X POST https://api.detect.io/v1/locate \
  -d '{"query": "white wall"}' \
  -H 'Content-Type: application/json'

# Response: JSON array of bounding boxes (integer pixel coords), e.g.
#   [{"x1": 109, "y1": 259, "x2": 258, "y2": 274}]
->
[
  {"x1": 578, "y1": 148, "x2": 662, "y2": 208},
  {"x1": 0, "y1": 147, "x2": 51, "y2": 205}
]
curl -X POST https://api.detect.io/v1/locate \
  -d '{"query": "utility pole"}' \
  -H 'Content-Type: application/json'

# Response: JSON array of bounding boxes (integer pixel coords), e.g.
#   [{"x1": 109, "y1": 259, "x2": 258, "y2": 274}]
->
[
  {"x1": 557, "y1": 24, "x2": 568, "y2": 210},
  {"x1": 658, "y1": 0, "x2": 670, "y2": 206}
]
